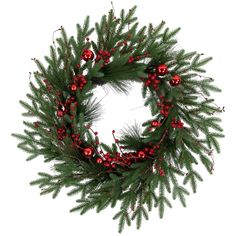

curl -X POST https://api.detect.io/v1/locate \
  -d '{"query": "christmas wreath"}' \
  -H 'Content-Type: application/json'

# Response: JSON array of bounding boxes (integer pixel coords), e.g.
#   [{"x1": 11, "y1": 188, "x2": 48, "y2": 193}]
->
[{"x1": 13, "y1": 6, "x2": 224, "y2": 233}]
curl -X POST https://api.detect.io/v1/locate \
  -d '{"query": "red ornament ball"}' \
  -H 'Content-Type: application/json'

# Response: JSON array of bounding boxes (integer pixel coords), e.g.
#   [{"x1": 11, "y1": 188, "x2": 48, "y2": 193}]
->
[
  {"x1": 83, "y1": 147, "x2": 93, "y2": 157},
  {"x1": 96, "y1": 157, "x2": 103, "y2": 164},
  {"x1": 170, "y1": 75, "x2": 181, "y2": 86},
  {"x1": 137, "y1": 150, "x2": 146, "y2": 159},
  {"x1": 82, "y1": 49, "x2": 94, "y2": 61},
  {"x1": 156, "y1": 64, "x2": 168, "y2": 76}
]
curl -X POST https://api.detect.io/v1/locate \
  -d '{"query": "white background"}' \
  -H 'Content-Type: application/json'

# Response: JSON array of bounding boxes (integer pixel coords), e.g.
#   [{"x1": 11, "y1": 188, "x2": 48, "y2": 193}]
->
[{"x1": 0, "y1": 0, "x2": 235, "y2": 235}]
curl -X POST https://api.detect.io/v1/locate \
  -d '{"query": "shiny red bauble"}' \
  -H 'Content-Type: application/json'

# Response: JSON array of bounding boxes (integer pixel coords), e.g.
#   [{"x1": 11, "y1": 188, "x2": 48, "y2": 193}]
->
[
  {"x1": 82, "y1": 49, "x2": 94, "y2": 61},
  {"x1": 156, "y1": 64, "x2": 168, "y2": 76},
  {"x1": 170, "y1": 75, "x2": 181, "y2": 86}
]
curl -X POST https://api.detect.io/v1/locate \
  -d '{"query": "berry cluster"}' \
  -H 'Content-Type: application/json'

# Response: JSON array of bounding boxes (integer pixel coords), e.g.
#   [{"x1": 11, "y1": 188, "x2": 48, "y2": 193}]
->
[
  {"x1": 144, "y1": 64, "x2": 169, "y2": 90},
  {"x1": 151, "y1": 120, "x2": 162, "y2": 127},
  {"x1": 57, "y1": 127, "x2": 66, "y2": 140},
  {"x1": 56, "y1": 96, "x2": 77, "y2": 118},
  {"x1": 95, "y1": 50, "x2": 112, "y2": 64},
  {"x1": 171, "y1": 118, "x2": 184, "y2": 128},
  {"x1": 71, "y1": 133, "x2": 82, "y2": 146},
  {"x1": 145, "y1": 73, "x2": 160, "y2": 90},
  {"x1": 157, "y1": 98, "x2": 174, "y2": 117},
  {"x1": 70, "y1": 74, "x2": 87, "y2": 92},
  {"x1": 96, "y1": 149, "x2": 149, "y2": 169}
]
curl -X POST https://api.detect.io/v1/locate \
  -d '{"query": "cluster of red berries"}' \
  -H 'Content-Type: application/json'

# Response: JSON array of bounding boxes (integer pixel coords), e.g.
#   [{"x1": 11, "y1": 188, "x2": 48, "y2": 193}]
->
[
  {"x1": 171, "y1": 118, "x2": 184, "y2": 128},
  {"x1": 151, "y1": 120, "x2": 162, "y2": 127},
  {"x1": 95, "y1": 145, "x2": 161, "y2": 169},
  {"x1": 57, "y1": 127, "x2": 67, "y2": 140},
  {"x1": 56, "y1": 96, "x2": 77, "y2": 118},
  {"x1": 145, "y1": 73, "x2": 160, "y2": 90},
  {"x1": 70, "y1": 74, "x2": 87, "y2": 92},
  {"x1": 144, "y1": 64, "x2": 169, "y2": 90},
  {"x1": 95, "y1": 50, "x2": 111, "y2": 64},
  {"x1": 157, "y1": 99, "x2": 174, "y2": 117},
  {"x1": 43, "y1": 79, "x2": 53, "y2": 92},
  {"x1": 155, "y1": 165, "x2": 165, "y2": 176},
  {"x1": 148, "y1": 120, "x2": 162, "y2": 131},
  {"x1": 128, "y1": 52, "x2": 150, "y2": 64},
  {"x1": 71, "y1": 133, "x2": 82, "y2": 147}
]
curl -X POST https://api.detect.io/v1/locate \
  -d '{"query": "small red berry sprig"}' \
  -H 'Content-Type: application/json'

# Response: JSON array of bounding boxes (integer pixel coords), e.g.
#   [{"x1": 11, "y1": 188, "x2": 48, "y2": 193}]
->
[
  {"x1": 70, "y1": 74, "x2": 87, "y2": 92},
  {"x1": 157, "y1": 97, "x2": 174, "y2": 117},
  {"x1": 171, "y1": 118, "x2": 184, "y2": 128}
]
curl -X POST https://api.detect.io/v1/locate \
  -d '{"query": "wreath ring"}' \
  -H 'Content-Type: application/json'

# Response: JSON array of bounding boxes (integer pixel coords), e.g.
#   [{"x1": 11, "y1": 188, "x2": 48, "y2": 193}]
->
[{"x1": 13, "y1": 6, "x2": 224, "y2": 232}]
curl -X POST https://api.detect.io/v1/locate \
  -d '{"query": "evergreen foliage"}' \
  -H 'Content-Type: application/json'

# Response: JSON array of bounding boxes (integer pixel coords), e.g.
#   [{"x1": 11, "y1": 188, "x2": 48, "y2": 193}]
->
[{"x1": 12, "y1": 6, "x2": 224, "y2": 233}]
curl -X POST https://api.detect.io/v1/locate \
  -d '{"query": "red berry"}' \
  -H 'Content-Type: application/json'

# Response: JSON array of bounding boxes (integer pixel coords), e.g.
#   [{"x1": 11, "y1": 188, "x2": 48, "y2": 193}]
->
[
  {"x1": 137, "y1": 150, "x2": 146, "y2": 159},
  {"x1": 151, "y1": 120, "x2": 161, "y2": 127},
  {"x1": 71, "y1": 84, "x2": 77, "y2": 91},
  {"x1": 148, "y1": 73, "x2": 156, "y2": 80},
  {"x1": 159, "y1": 168, "x2": 165, "y2": 176},
  {"x1": 111, "y1": 163, "x2": 116, "y2": 168},
  {"x1": 128, "y1": 56, "x2": 135, "y2": 63},
  {"x1": 96, "y1": 158, "x2": 103, "y2": 164},
  {"x1": 83, "y1": 147, "x2": 93, "y2": 157},
  {"x1": 57, "y1": 110, "x2": 64, "y2": 117},
  {"x1": 103, "y1": 161, "x2": 110, "y2": 167},
  {"x1": 34, "y1": 121, "x2": 39, "y2": 128}
]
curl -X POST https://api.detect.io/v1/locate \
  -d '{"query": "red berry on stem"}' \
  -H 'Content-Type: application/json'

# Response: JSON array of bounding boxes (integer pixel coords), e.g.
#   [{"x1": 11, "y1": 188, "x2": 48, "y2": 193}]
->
[
  {"x1": 178, "y1": 121, "x2": 184, "y2": 128},
  {"x1": 96, "y1": 158, "x2": 103, "y2": 164},
  {"x1": 148, "y1": 73, "x2": 156, "y2": 80},
  {"x1": 83, "y1": 147, "x2": 94, "y2": 157},
  {"x1": 137, "y1": 150, "x2": 146, "y2": 159},
  {"x1": 57, "y1": 110, "x2": 64, "y2": 117},
  {"x1": 111, "y1": 163, "x2": 116, "y2": 168},
  {"x1": 34, "y1": 121, "x2": 39, "y2": 128},
  {"x1": 151, "y1": 120, "x2": 161, "y2": 127},
  {"x1": 103, "y1": 161, "x2": 110, "y2": 167},
  {"x1": 71, "y1": 84, "x2": 77, "y2": 91},
  {"x1": 128, "y1": 56, "x2": 135, "y2": 63},
  {"x1": 159, "y1": 168, "x2": 165, "y2": 176}
]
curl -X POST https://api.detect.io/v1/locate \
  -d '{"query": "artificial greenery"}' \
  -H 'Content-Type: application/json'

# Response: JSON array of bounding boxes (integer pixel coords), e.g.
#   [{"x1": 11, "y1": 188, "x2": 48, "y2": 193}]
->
[{"x1": 12, "y1": 6, "x2": 224, "y2": 233}]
